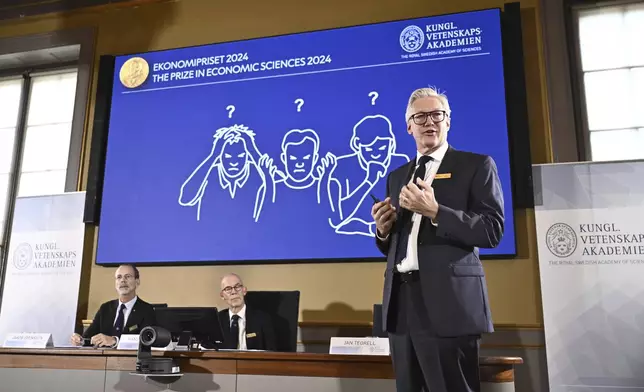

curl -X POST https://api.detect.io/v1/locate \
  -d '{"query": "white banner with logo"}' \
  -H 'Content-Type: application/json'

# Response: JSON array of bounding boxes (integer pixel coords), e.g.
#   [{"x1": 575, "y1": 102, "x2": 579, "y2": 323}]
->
[
  {"x1": 533, "y1": 161, "x2": 644, "y2": 392},
  {"x1": 0, "y1": 192, "x2": 86, "y2": 347}
]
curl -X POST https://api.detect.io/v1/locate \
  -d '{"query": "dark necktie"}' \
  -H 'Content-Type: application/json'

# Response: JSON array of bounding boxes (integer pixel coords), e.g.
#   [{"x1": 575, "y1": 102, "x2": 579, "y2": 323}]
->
[
  {"x1": 412, "y1": 155, "x2": 432, "y2": 189},
  {"x1": 230, "y1": 314, "x2": 240, "y2": 349},
  {"x1": 113, "y1": 304, "x2": 126, "y2": 337},
  {"x1": 395, "y1": 155, "x2": 433, "y2": 265}
]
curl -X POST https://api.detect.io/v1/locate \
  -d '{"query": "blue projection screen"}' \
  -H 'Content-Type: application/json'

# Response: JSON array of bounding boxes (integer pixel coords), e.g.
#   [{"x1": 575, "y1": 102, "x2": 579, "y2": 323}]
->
[{"x1": 96, "y1": 8, "x2": 516, "y2": 265}]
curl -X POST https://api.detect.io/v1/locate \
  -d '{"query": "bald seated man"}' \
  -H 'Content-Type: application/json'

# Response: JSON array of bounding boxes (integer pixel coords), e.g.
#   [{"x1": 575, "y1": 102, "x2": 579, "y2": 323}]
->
[
  {"x1": 218, "y1": 273, "x2": 277, "y2": 351},
  {"x1": 71, "y1": 264, "x2": 157, "y2": 347}
]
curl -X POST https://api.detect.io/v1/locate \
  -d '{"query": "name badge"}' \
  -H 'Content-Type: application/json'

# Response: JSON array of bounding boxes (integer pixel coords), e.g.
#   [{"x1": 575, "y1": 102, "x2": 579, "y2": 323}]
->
[
  {"x1": 246, "y1": 332, "x2": 257, "y2": 338},
  {"x1": 435, "y1": 173, "x2": 452, "y2": 179},
  {"x1": 128, "y1": 324, "x2": 138, "y2": 332},
  {"x1": 329, "y1": 337, "x2": 389, "y2": 356},
  {"x1": 116, "y1": 334, "x2": 139, "y2": 350},
  {"x1": 3, "y1": 333, "x2": 53, "y2": 349}
]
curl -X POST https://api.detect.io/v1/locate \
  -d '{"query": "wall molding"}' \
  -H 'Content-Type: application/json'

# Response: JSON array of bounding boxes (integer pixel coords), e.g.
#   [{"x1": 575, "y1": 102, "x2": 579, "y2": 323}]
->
[
  {"x1": 82, "y1": 319, "x2": 544, "y2": 331},
  {"x1": 298, "y1": 340, "x2": 544, "y2": 349},
  {"x1": 298, "y1": 320, "x2": 544, "y2": 330},
  {"x1": 0, "y1": 0, "x2": 173, "y2": 22}
]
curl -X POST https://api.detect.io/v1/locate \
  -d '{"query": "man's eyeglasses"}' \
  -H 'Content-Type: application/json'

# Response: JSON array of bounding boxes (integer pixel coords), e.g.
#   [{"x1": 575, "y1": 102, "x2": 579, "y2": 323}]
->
[
  {"x1": 222, "y1": 284, "x2": 244, "y2": 295},
  {"x1": 409, "y1": 110, "x2": 448, "y2": 125},
  {"x1": 115, "y1": 274, "x2": 135, "y2": 281}
]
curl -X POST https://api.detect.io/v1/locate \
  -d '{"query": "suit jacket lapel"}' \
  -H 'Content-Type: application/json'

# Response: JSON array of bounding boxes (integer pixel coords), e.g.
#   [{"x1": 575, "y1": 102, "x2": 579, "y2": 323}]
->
[
  {"x1": 418, "y1": 147, "x2": 456, "y2": 231},
  {"x1": 386, "y1": 160, "x2": 415, "y2": 271},
  {"x1": 394, "y1": 147, "x2": 456, "y2": 233},
  {"x1": 124, "y1": 300, "x2": 143, "y2": 331},
  {"x1": 430, "y1": 146, "x2": 456, "y2": 197},
  {"x1": 106, "y1": 300, "x2": 118, "y2": 332},
  {"x1": 244, "y1": 309, "x2": 255, "y2": 349},
  {"x1": 395, "y1": 160, "x2": 416, "y2": 221},
  {"x1": 221, "y1": 313, "x2": 232, "y2": 345}
]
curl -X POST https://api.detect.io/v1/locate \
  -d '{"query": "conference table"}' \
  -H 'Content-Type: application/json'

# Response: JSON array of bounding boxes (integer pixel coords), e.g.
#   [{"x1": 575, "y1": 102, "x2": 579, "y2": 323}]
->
[{"x1": 0, "y1": 347, "x2": 521, "y2": 392}]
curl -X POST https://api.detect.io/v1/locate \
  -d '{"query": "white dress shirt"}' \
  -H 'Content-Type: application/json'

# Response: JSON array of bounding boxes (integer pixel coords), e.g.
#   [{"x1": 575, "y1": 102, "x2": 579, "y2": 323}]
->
[
  {"x1": 111, "y1": 296, "x2": 138, "y2": 346},
  {"x1": 229, "y1": 305, "x2": 247, "y2": 350},
  {"x1": 396, "y1": 142, "x2": 449, "y2": 273},
  {"x1": 113, "y1": 296, "x2": 138, "y2": 327}
]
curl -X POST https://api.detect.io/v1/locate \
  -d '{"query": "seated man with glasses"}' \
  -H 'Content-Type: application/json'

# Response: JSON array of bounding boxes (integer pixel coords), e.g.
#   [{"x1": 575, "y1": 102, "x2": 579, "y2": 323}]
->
[
  {"x1": 70, "y1": 264, "x2": 157, "y2": 347},
  {"x1": 218, "y1": 273, "x2": 276, "y2": 351}
]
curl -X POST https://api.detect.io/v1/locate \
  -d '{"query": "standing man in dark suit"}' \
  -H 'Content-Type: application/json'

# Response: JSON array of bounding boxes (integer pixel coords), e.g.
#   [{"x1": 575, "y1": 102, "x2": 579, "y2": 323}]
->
[
  {"x1": 371, "y1": 87, "x2": 504, "y2": 392},
  {"x1": 70, "y1": 264, "x2": 157, "y2": 347},
  {"x1": 218, "y1": 273, "x2": 276, "y2": 351}
]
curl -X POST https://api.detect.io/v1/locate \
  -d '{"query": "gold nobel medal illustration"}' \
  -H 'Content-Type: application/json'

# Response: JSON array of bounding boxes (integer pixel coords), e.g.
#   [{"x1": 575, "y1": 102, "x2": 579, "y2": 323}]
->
[{"x1": 119, "y1": 57, "x2": 149, "y2": 89}]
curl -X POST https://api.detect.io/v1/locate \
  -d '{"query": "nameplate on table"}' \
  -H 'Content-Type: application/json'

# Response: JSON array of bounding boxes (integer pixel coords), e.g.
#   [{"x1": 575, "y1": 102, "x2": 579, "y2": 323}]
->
[
  {"x1": 329, "y1": 337, "x2": 390, "y2": 355},
  {"x1": 117, "y1": 334, "x2": 140, "y2": 350},
  {"x1": 3, "y1": 333, "x2": 53, "y2": 348}
]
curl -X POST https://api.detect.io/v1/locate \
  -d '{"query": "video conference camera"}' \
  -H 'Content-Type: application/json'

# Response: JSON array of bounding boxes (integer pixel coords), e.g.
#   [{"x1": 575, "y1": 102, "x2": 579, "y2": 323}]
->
[{"x1": 135, "y1": 326, "x2": 180, "y2": 375}]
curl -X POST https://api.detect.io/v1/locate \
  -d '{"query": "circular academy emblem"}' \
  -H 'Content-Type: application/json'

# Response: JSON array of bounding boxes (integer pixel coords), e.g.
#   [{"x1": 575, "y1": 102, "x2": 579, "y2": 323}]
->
[
  {"x1": 399, "y1": 25, "x2": 425, "y2": 53},
  {"x1": 119, "y1": 56, "x2": 150, "y2": 89},
  {"x1": 12, "y1": 243, "x2": 33, "y2": 270},
  {"x1": 546, "y1": 223, "x2": 577, "y2": 258}
]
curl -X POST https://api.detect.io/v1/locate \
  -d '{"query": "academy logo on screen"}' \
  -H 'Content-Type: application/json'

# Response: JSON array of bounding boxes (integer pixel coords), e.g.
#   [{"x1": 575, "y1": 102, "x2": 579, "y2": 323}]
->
[
  {"x1": 546, "y1": 223, "x2": 578, "y2": 258},
  {"x1": 399, "y1": 25, "x2": 425, "y2": 53},
  {"x1": 399, "y1": 21, "x2": 485, "y2": 60},
  {"x1": 119, "y1": 56, "x2": 150, "y2": 89}
]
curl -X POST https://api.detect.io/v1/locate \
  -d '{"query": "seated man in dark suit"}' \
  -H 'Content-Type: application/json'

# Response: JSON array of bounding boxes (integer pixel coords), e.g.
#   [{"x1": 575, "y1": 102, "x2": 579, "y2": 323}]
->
[
  {"x1": 217, "y1": 273, "x2": 276, "y2": 351},
  {"x1": 70, "y1": 264, "x2": 157, "y2": 347}
]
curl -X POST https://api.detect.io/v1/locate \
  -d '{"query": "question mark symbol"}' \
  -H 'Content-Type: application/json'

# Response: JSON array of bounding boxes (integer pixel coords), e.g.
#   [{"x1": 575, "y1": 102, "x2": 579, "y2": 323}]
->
[
  {"x1": 294, "y1": 98, "x2": 304, "y2": 112},
  {"x1": 368, "y1": 91, "x2": 379, "y2": 106},
  {"x1": 226, "y1": 105, "x2": 235, "y2": 118}
]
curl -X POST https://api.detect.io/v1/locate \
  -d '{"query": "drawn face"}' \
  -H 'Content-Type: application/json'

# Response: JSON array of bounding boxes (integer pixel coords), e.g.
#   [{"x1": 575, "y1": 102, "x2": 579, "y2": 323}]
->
[
  {"x1": 221, "y1": 139, "x2": 248, "y2": 178},
  {"x1": 358, "y1": 137, "x2": 391, "y2": 165},
  {"x1": 407, "y1": 96, "x2": 450, "y2": 154},
  {"x1": 281, "y1": 139, "x2": 317, "y2": 182},
  {"x1": 556, "y1": 241, "x2": 569, "y2": 254}
]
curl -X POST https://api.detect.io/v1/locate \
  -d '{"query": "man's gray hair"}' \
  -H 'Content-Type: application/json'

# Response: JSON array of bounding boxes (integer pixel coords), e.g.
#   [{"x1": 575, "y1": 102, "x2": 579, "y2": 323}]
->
[
  {"x1": 405, "y1": 87, "x2": 451, "y2": 122},
  {"x1": 221, "y1": 273, "x2": 244, "y2": 287}
]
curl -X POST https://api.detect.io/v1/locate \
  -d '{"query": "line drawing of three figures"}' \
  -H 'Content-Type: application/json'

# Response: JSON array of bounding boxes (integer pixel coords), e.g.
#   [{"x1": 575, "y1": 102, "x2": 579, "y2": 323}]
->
[{"x1": 178, "y1": 114, "x2": 410, "y2": 238}]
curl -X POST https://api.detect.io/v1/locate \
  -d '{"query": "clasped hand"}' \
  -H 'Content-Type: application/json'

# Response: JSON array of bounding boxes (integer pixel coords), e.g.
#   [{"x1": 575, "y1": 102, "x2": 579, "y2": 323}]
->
[
  {"x1": 371, "y1": 178, "x2": 439, "y2": 238},
  {"x1": 399, "y1": 178, "x2": 439, "y2": 219},
  {"x1": 71, "y1": 333, "x2": 116, "y2": 347},
  {"x1": 90, "y1": 333, "x2": 117, "y2": 347},
  {"x1": 371, "y1": 197, "x2": 396, "y2": 237}
]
